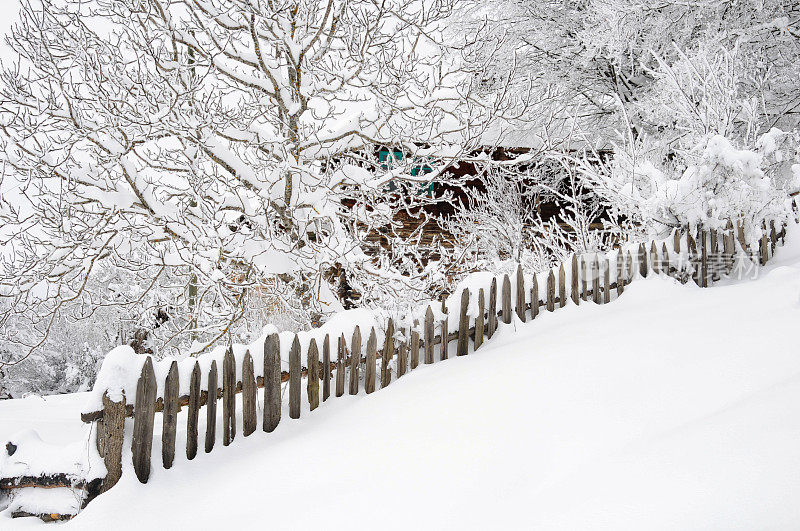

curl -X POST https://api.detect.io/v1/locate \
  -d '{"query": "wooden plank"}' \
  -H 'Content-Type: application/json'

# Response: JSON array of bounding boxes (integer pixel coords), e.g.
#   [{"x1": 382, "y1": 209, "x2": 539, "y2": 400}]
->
[
  {"x1": 531, "y1": 273, "x2": 539, "y2": 319},
  {"x1": 616, "y1": 248, "x2": 625, "y2": 297},
  {"x1": 650, "y1": 241, "x2": 659, "y2": 275},
  {"x1": 205, "y1": 360, "x2": 217, "y2": 453},
  {"x1": 410, "y1": 320, "x2": 420, "y2": 368},
  {"x1": 242, "y1": 351, "x2": 257, "y2": 436},
  {"x1": 688, "y1": 232, "x2": 698, "y2": 285},
  {"x1": 457, "y1": 288, "x2": 470, "y2": 356},
  {"x1": 723, "y1": 225, "x2": 734, "y2": 275},
  {"x1": 162, "y1": 361, "x2": 179, "y2": 470},
  {"x1": 559, "y1": 264, "x2": 566, "y2": 308},
  {"x1": 475, "y1": 289, "x2": 485, "y2": 350},
  {"x1": 515, "y1": 264, "x2": 526, "y2": 322},
  {"x1": 336, "y1": 334, "x2": 346, "y2": 397},
  {"x1": 591, "y1": 255, "x2": 600, "y2": 304},
  {"x1": 222, "y1": 347, "x2": 236, "y2": 446},
  {"x1": 760, "y1": 232, "x2": 769, "y2": 266},
  {"x1": 626, "y1": 251, "x2": 633, "y2": 286},
  {"x1": 662, "y1": 243, "x2": 670, "y2": 278},
  {"x1": 381, "y1": 318, "x2": 395, "y2": 388},
  {"x1": 263, "y1": 333, "x2": 281, "y2": 432},
  {"x1": 440, "y1": 312, "x2": 449, "y2": 361},
  {"x1": 581, "y1": 257, "x2": 588, "y2": 301},
  {"x1": 770, "y1": 220, "x2": 778, "y2": 252},
  {"x1": 365, "y1": 328, "x2": 377, "y2": 394},
  {"x1": 97, "y1": 392, "x2": 126, "y2": 493},
  {"x1": 487, "y1": 278, "x2": 498, "y2": 338},
  {"x1": 307, "y1": 338, "x2": 320, "y2": 411},
  {"x1": 350, "y1": 326, "x2": 361, "y2": 394},
  {"x1": 701, "y1": 230, "x2": 708, "y2": 287},
  {"x1": 571, "y1": 254, "x2": 580, "y2": 305},
  {"x1": 546, "y1": 270, "x2": 555, "y2": 312},
  {"x1": 132, "y1": 357, "x2": 156, "y2": 483},
  {"x1": 186, "y1": 362, "x2": 201, "y2": 460},
  {"x1": 322, "y1": 334, "x2": 331, "y2": 402},
  {"x1": 289, "y1": 335, "x2": 301, "y2": 419},
  {"x1": 501, "y1": 274, "x2": 512, "y2": 324},
  {"x1": 638, "y1": 243, "x2": 648, "y2": 278},
  {"x1": 603, "y1": 257, "x2": 610, "y2": 304},
  {"x1": 424, "y1": 307, "x2": 434, "y2": 364},
  {"x1": 397, "y1": 341, "x2": 407, "y2": 378},
  {"x1": 674, "y1": 229, "x2": 680, "y2": 253}
]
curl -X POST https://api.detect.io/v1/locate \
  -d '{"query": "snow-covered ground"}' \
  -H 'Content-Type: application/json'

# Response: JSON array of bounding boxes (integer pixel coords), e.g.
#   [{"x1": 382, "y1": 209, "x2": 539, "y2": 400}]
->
[{"x1": 3, "y1": 226, "x2": 800, "y2": 529}]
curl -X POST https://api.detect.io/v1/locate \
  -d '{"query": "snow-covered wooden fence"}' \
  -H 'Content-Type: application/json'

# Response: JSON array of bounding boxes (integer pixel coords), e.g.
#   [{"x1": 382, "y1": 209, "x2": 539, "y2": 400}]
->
[{"x1": 3, "y1": 219, "x2": 789, "y2": 521}]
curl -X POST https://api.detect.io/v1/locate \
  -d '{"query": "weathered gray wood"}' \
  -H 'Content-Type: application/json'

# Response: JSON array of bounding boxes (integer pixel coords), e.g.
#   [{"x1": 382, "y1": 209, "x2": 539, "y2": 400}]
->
[
  {"x1": 591, "y1": 255, "x2": 600, "y2": 304},
  {"x1": 475, "y1": 289, "x2": 485, "y2": 350},
  {"x1": 440, "y1": 312, "x2": 449, "y2": 361},
  {"x1": 723, "y1": 226, "x2": 734, "y2": 275},
  {"x1": 205, "y1": 360, "x2": 217, "y2": 453},
  {"x1": 546, "y1": 270, "x2": 555, "y2": 312},
  {"x1": 616, "y1": 249, "x2": 625, "y2": 297},
  {"x1": 603, "y1": 257, "x2": 610, "y2": 304},
  {"x1": 457, "y1": 288, "x2": 470, "y2": 356},
  {"x1": 710, "y1": 229, "x2": 719, "y2": 279},
  {"x1": 242, "y1": 351, "x2": 257, "y2": 436},
  {"x1": 515, "y1": 265, "x2": 525, "y2": 322},
  {"x1": 307, "y1": 338, "x2": 320, "y2": 411},
  {"x1": 487, "y1": 278, "x2": 498, "y2": 338},
  {"x1": 688, "y1": 232, "x2": 698, "y2": 285},
  {"x1": 222, "y1": 348, "x2": 236, "y2": 446},
  {"x1": 397, "y1": 341, "x2": 407, "y2": 378},
  {"x1": 626, "y1": 251, "x2": 633, "y2": 286},
  {"x1": 501, "y1": 274, "x2": 512, "y2": 324},
  {"x1": 263, "y1": 333, "x2": 281, "y2": 432},
  {"x1": 289, "y1": 335, "x2": 301, "y2": 419},
  {"x1": 558, "y1": 264, "x2": 566, "y2": 308},
  {"x1": 410, "y1": 320, "x2": 420, "y2": 368},
  {"x1": 662, "y1": 243, "x2": 670, "y2": 278},
  {"x1": 581, "y1": 257, "x2": 588, "y2": 301},
  {"x1": 424, "y1": 307, "x2": 434, "y2": 364},
  {"x1": 737, "y1": 221, "x2": 747, "y2": 256},
  {"x1": 132, "y1": 357, "x2": 156, "y2": 483},
  {"x1": 638, "y1": 243, "x2": 648, "y2": 278},
  {"x1": 97, "y1": 392, "x2": 125, "y2": 492},
  {"x1": 365, "y1": 328, "x2": 377, "y2": 394},
  {"x1": 770, "y1": 220, "x2": 777, "y2": 252},
  {"x1": 760, "y1": 232, "x2": 769, "y2": 266},
  {"x1": 381, "y1": 318, "x2": 395, "y2": 388},
  {"x1": 650, "y1": 241, "x2": 659, "y2": 275},
  {"x1": 674, "y1": 229, "x2": 681, "y2": 253},
  {"x1": 701, "y1": 230, "x2": 708, "y2": 287},
  {"x1": 531, "y1": 274, "x2": 539, "y2": 319},
  {"x1": 350, "y1": 326, "x2": 361, "y2": 394},
  {"x1": 162, "y1": 361, "x2": 179, "y2": 469},
  {"x1": 571, "y1": 254, "x2": 580, "y2": 305},
  {"x1": 336, "y1": 334, "x2": 346, "y2": 397},
  {"x1": 186, "y1": 362, "x2": 201, "y2": 460},
  {"x1": 323, "y1": 334, "x2": 331, "y2": 402}
]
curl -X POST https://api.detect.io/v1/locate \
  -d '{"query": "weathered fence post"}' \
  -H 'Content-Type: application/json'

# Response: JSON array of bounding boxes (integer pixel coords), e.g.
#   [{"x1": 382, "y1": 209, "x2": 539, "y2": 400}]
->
[
  {"x1": 397, "y1": 341, "x2": 408, "y2": 379},
  {"x1": 457, "y1": 288, "x2": 470, "y2": 356},
  {"x1": 701, "y1": 230, "x2": 708, "y2": 287},
  {"x1": 581, "y1": 257, "x2": 588, "y2": 301},
  {"x1": 487, "y1": 278, "x2": 498, "y2": 338},
  {"x1": 531, "y1": 273, "x2": 539, "y2": 319},
  {"x1": 162, "y1": 361, "x2": 179, "y2": 469},
  {"x1": 307, "y1": 338, "x2": 320, "y2": 411},
  {"x1": 365, "y1": 328, "x2": 377, "y2": 394},
  {"x1": 760, "y1": 230, "x2": 769, "y2": 266},
  {"x1": 289, "y1": 335, "x2": 301, "y2": 419},
  {"x1": 475, "y1": 289, "x2": 485, "y2": 350},
  {"x1": 661, "y1": 243, "x2": 669, "y2": 278},
  {"x1": 242, "y1": 351, "x2": 256, "y2": 436},
  {"x1": 205, "y1": 360, "x2": 217, "y2": 453},
  {"x1": 132, "y1": 357, "x2": 156, "y2": 483},
  {"x1": 515, "y1": 265, "x2": 525, "y2": 322},
  {"x1": 571, "y1": 254, "x2": 580, "y2": 305},
  {"x1": 650, "y1": 241, "x2": 659, "y2": 275},
  {"x1": 501, "y1": 274, "x2": 512, "y2": 324},
  {"x1": 411, "y1": 320, "x2": 420, "y2": 368},
  {"x1": 97, "y1": 392, "x2": 125, "y2": 493},
  {"x1": 222, "y1": 348, "x2": 236, "y2": 446},
  {"x1": 424, "y1": 307, "x2": 434, "y2": 364},
  {"x1": 440, "y1": 309, "x2": 449, "y2": 361},
  {"x1": 603, "y1": 256, "x2": 610, "y2": 304},
  {"x1": 559, "y1": 264, "x2": 566, "y2": 308},
  {"x1": 638, "y1": 243, "x2": 648, "y2": 278},
  {"x1": 336, "y1": 334, "x2": 346, "y2": 397},
  {"x1": 263, "y1": 333, "x2": 281, "y2": 432},
  {"x1": 322, "y1": 334, "x2": 331, "y2": 402},
  {"x1": 546, "y1": 270, "x2": 555, "y2": 312},
  {"x1": 350, "y1": 326, "x2": 361, "y2": 395},
  {"x1": 591, "y1": 255, "x2": 600, "y2": 304},
  {"x1": 381, "y1": 319, "x2": 395, "y2": 388},
  {"x1": 674, "y1": 229, "x2": 681, "y2": 254},
  {"x1": 616, "y1": 248, "x2": 625, "y2": 297},
  {"x1": 186, "y1": 361, "x2": 201, "y2": 460}
]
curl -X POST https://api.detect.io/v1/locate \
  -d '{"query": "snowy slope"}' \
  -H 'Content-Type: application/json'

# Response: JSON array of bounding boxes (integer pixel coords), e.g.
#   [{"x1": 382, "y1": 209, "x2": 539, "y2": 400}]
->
[{"x1": 3, "y1": 227, "x2": 800, "y2": 529}]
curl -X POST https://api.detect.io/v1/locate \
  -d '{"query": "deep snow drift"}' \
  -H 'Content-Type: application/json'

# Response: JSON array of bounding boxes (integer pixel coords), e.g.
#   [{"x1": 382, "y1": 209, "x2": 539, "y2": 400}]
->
[{"x1": 3, "y1": 228, "x2": 800, "y2": 529}]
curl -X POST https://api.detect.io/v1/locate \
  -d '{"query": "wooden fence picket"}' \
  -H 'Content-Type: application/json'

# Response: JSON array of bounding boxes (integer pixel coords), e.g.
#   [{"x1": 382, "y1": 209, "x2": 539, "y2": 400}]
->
[
  {"x1": 674, "y1": 229, "x2": 680, "y2": 253},
  {"x1": 365, "y1": 328, "x2": 377, "y2": 394},
  {"x1": 650, "y1": 241, "x2": 659, "y2": 275},
  {"x1": 475, "y1": 290, "x2": 485, "y2": 350},
  {"x1": 487, "y1": 278, "x2": 498, "y2": 338},
  {"x1": 205, "y1": 360, "x2": 217, "y2": 453},
  {"x1": 411, "y1": 320, "x2": 420, "y2": 369},
  {"x1": 350, "y1": 326, "x2": 361, "y2": 394},
  {"x1": 592, "y1": 255, "x2": 600, "y2": 304},
  {"x1": 162, "y1": 361, "x2": 179, "y2": 470},
  {"x1": 263, "y1": 333, "x2": 281, "y2": 432},
  {"x1": 626, "y1": 251, "x2": 633, "y2": 286},
  {"x1": 186, "y1": 362, "x2": 201, "y2": 460},
  {"x1": 547, "y1": 270, "x2": 555, "y2": 312},
  {"x1": 336, "y1": 334, "x2": 346, "y2": 397},
  {"x1": 440, "y1": 311, "x2": 449, "y2": 361},
  {"x1": 457, "y1": 288, "x2": 470, "y2": 356},
  {"x1": 397, "y1": 341, "x2": 407, "y2": 378},
  {"x1": 687, "y1": 233, "x2": 698, "y2": 285},
  {"x1": 307, "y1": 339, "x2": 320, "y2": 411},
  {"x1": 638, "y1": 243, "x2": 648, "y2": 278},
  {"x1": 661, "y1": 243, "x2": 669, "y2": 277},
  {"x1": 515, "y1": 265, "x2": 525, "y2": 322},
  {"x1": 581, "y1": 256, "x2": 588, "y2": 301},
  {"x1": 616, "y1": 249, "x2": 624, "y2": 297},
  {"x1": 603, "y1": 257, "x2": 610, "y2": 304},
  {"x1": 701, "y1": 230, "x2": 708, "y2": 287},
  {"x1": 502, "y1": 274, "x2": 512, "y2": 324},
  {"x1": 242, "y1": 351, "x2": 256, "y2": 436},
  {"x1": 289, "y1": 335, "x2": 301, "y2": 419},
  {"x1": 323, "y1": 334, "x2": 331, "y2": 402},
  {"x1": 760, "y1": 231, "x2": 769, "y2": 266},
  {"x1": 424, "y1": 308, "x2": 434, "y2": 364},
  {"x1": 531, "y1": 274, "x2": 539, "y2": 319},
  {"x1": 132, "y1": 357, "x2": 156, "y2": 483},
  {"x1": 381, "y1": 319, "x2": 395, "y2": 388},
  {"x1": 222, "y1": 348, "x2": 236, "y2": 446},
  {"x1": 571, "y1": 254, "x2": 580, "y2": 305},
  {"x1": 559, "y1": 264, "x2": 566, "y2": 308}
]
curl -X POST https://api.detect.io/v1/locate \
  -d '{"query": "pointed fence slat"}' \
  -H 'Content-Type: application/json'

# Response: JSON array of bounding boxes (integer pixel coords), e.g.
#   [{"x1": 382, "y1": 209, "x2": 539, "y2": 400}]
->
[
  {"x1": 603, "y1": 257, "x2": 610, "y2": 304},
  {"x1": 397, "y1": 341, "x2": 407, "y2": 378},
  {"x1": 638, "y1": 243, "x2": 648, "y2": 278},
  {"x1": 487, "y1": 278, "x2": 498, "y2": 338},
  {"x1": 559, "y1": 264, "x2": 566, "y2": 308},
  {"x1": 581, "y1": 257, "x2": 588, "y2": 301},
  {"x1": 350, "y1": 326, "x2": 361, "y2": 395},
  {"x1": 674, "y1": 230, "x2": 681, "y2": 253},
  {"x1": 515, "y1": 265, "x2": 525, "y2": 322},
  {"x1": 501, "y1": 274, "x2": 512, "y2": 324},
  {"x1": 242, "y1": 351, "x2": 256, "y2": 436},
  {"x1": 650, "y1": 241, "x2": 659, "y2": 275},
  {"x1": 162, "y1": 361, "x2": 179, "y2": 470},
  {"x1": 307, "y1": 339, "x2": 320, "y2": 411},
  {"x1": 457, "y1": 288, "x2": 470, "y2": 356},
  {"x1": 365, "y1": 328, "x2": 377, "y2": 394},
  {"x1": 424, "y1": 308, "x2": 434, "y2": 364},
  {"x1": 571, "y1": 254, "x2": 580, "y2": 305},
  {"x1": 222, "y1": 348, "x2": 236, "y2": 446},
  {"x1": 475, "y1": 289, "x2": 485, "y2": 350},
  {"x1": 688, "y1": 233, "x2": 698, "y2": 285},
  {"x1": 186, "y1": 362, "x2": 201, "y2": 460},
  {"x1": 336, "y1": 334, "x2": 346, "y2": 397},
  {"x1": 662, "y1": 243, "x2": 669, "y2": 278},
  {"x1": 701, "y1": 230, "x2": 708, "y2": 287},
  {"x1": 205, "y1": 360, "x2": 217, "y2": 453},
  {"x1": 592, "y1": 255, "x2": 600, "y2": 304},
  {"x1": 440, "y1": 312, "x2": 449, "y2": 361},
  {"x1": 546, "y1": 270, "x2": 555, "y2": 312},
  {"x1": 289, "y1": 335, "x2": 301, "y2": 419},
  {"x1": 322, "y1": 334, "x2": 331, "y2": 402},
  {"x1": 411, "y1": 321, "x2": 420, "y2": 368},
  {"x1": 531, "y1": 273, "x2": 539, "y2": 319},
  {"x1": 723, "y1": 228, "x2": 734, "y2": 275},
  {"x1": 132, "y1": 357, "x2": 156, "y2": 483},
  {"x1": 626, "y1": 251, "x2": 633, "y2": 286},
  {"x1": 760, "y1": 231, "x2": 769, "y2": 266},
  {"x1": 263, "y1": 333, "x2": 281, "y2": 432},
  {"x1": 616, "y1": 249, "x2": 625, "y2": 297},
  {"x1": 381, "y1": 319, "x2": 395, "y2": 388}
]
